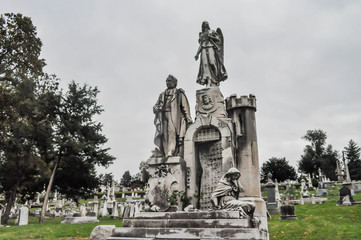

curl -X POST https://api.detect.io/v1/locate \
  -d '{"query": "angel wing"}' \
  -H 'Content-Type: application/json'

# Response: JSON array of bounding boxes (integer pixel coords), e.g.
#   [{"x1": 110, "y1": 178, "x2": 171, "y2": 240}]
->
[{"x1": 216, "y1": 28, "x2": 224, "y2": 62}]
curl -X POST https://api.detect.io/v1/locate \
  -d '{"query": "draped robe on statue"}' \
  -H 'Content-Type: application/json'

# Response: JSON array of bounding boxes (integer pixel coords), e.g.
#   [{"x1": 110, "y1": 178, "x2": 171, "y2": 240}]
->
[{"x1": 153, "y1": 88, "x2": 192, "y2": 157}]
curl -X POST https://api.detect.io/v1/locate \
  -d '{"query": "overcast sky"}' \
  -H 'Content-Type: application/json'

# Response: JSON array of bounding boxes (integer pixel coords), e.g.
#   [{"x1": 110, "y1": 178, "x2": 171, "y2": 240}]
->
[{"x1": 3, "y1": 0, "x2": 361, "y2": 181}]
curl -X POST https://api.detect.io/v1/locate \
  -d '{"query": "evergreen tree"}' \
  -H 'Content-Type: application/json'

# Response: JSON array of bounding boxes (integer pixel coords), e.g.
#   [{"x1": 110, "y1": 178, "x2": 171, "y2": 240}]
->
[
  {"x1": 261, "y1": 157, "x2": 297, "y2": 182},
  {"x1": 120, "y1": 170, "x2": 132, "y2": 187},
  {"x1": 0, "y1": 13, "x2": 50, "y2": 224},
  {"x1": 344, "y1": 139, "x2": 361, "y2": 180},
  {"x1": 298, "y1": 129, "x2": 338, "y2": 180}
]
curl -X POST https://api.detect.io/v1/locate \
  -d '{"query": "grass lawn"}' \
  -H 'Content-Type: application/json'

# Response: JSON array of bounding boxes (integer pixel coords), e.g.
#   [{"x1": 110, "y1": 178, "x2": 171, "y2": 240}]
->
[
  {"x1": 0, "y1": 191, "x2": 360, "y2": 240},
  {"x1": 0, "y1": 216, "x2": 122, "y2": 240},
  {"x1": 268, "y1": 190, "x2": 361, "y2": 240}
]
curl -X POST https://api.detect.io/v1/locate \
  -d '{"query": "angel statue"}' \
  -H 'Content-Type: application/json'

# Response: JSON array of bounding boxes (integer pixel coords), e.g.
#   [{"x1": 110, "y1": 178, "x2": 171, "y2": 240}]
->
[
  {"x1": 211, "y1": 168, "x2": 255, "y2": 218},
  {"x1": 194, "y1": 21, "x2": 228, "y2": 87}
]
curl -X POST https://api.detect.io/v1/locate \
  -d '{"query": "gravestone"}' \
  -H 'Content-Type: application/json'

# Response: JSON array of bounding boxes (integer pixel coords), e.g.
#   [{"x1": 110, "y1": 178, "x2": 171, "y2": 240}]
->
[
  {"x1": 18, "y1": 206, "x2": 29, "y2": 226},
  {"x1": 280, "y1": 205, "x2": 297, "y2": 220},
  {"x1": 266, "y1": 173, "x2": 280, "y2": 214},
  {"x1": 111, "y1": 201, "x2": 119, "y2": 219},
  {"x1": 80, "y1": 204, "x2": 86, "y2": 217},
  {"x1": 337, "y1": 183, "x2": 354, "y2": 205}
]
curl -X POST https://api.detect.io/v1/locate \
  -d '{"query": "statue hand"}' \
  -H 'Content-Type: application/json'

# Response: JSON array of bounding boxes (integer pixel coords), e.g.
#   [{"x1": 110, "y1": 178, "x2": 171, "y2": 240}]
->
[{"x1": 194, "y1": 55, "x2": 199, "y2": 61}]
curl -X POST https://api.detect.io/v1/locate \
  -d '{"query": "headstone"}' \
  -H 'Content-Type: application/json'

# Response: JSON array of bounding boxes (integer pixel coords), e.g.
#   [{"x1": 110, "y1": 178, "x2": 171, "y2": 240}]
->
[
  {"x1": 280, "y1": 205, "x2": 297, "y2": 220},
  {"x1": 338, "y1": 183, "x2": 354, "y2": 205},
  {"x1": 18, "y1": 206, "x2": 29, "y2": 226},
  {"x1": 311, "y1": 194, "x2": 315, "y2": 204},
  {"x1": 300, "y1": 196, "x2": 304, "y2": 205},
  {"x1": 112, "y1": 201, "x2": 119, "y2": 218},
  {"x1": 80, "y1": 204, "x2": 86, "y2": 217},
  {"x1": 265, "y1": 173, "x2": 280, "y2": 214},
  {"x1": 119, "y1": 203, "x2": 124, "y2": 218},
  {"x1": 129, "y1": 204, "x2": 135, "y2": 218},
  {"x1": 99, "y1": 195, "x2": 108, "y2": 217},
  {"x1": 307, "y1": 174, "x2": 313, "y2": 188},
  {"x1": 342, "y1": 195, "x2": 352, "y2": 206}
]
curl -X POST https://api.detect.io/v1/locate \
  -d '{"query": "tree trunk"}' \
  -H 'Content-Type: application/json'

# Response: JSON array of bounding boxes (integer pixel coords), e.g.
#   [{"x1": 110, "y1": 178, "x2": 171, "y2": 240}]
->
[
  {"x1": 39, "y1": 158, "x2": 59, "y2": 223},
  {"x1": 2, "y1": 184, "x2": 18, "y2": 225}
]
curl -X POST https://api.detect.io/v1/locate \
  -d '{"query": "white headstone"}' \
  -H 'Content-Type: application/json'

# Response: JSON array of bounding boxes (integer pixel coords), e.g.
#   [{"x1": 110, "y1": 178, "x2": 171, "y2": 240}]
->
[
  {"x1": 80, "y1": 204, "x2": 87, "y2": 217},
  {"x1": 18, "y1": 206, "x2": 29, "y2": 226},
  {"x1": 342, "y1": 195, "x2": 352, "y2": 206},
  {"x1": 112, "y1": 201, "x2": 119, "y2": 218},
  {"x1": 311, "y1": 194, "x2": 315, "y2": 205}
]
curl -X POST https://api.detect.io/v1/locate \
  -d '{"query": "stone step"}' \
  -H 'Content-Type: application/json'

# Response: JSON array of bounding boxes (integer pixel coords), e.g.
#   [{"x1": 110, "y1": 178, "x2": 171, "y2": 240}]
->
[
  {"x1": 133, "y1": 211, "x2": 240, "y2": 219},
  {"x1": 123, "y1": 218, "x2": 252, "y2": 229},
  {"x1": 109, "y1": 227, "x2": 268, "y2": 240}
]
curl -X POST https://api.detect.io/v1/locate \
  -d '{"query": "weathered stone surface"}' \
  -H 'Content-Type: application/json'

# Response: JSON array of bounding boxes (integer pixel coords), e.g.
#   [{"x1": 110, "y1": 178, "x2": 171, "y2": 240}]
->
[
  {"x1": 195, "y1": 87, "x2": 228, "y2": 118},
  {"x1": 110, "y1": 227, "x2": 268, "y2": 240},
  {"x1": 61, "y1": 216, "x2": 99, "y2": 224},
  {"x1": 146, "y1": 156, "x2": 186, "y2": 211},
  {"x1": 134, "y1": 210, "x2": 240, "y2": 219},
  {"x1": 89, "y1": 225, "x2": 115, "y2": 240},
  {"x1": 123, "y1": 218, "x2": 252, "y2": 228}
]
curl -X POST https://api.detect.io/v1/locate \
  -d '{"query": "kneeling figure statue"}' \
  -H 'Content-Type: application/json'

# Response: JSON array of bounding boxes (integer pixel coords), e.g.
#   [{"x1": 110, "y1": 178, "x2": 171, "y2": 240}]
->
[{"x1": 211, "y1": 168, "x2": 255, "y2": 218}]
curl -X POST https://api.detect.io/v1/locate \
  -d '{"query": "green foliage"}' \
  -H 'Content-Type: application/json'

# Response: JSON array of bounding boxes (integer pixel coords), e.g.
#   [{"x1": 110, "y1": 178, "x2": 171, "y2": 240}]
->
[
  {"x1": 99, "y1": 173, "x2": 114, "y2": 186},
  {"x1": 344, "y1": 139, "x2": 361, "y2": 180},
  {"x1": 120, "y1": 170, "x2": 132, "y2": 187},
  {"x1": 261, "y1": 157, "x2": 297, "y2": 182},
  {"x1": 0, "y1": 13, "x2": 114, "y2": 223},
  {"x1": 0, "y1": 13, "x2": 57, "y2": 224},
  {"x1": 298, "y1": 129, "x2": 338, "y2": 180},
  {"x1": 53, "y1": 81, "x2": 115, "y2": 201}
]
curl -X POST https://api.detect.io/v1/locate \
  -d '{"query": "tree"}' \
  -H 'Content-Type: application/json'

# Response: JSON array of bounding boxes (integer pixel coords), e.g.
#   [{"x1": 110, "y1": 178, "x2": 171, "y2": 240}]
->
[
  {"x1": 0, "y1": 13, "x2": 50, "y2": 224},
  {"x1": 120, "y1": 170, "x2": 132, "y2": 187},
  {"x1": 344, "y1": 139, "x2": 361, "y2": 180},
  {"x1": 298, "y1": 129, "x2": 338, "y2": 180},
  {"x1": 99, "y1": 173, "x2": 114, "y2": 187},
  {"x1": 40, "y1": 82, "x2": 115, "y2": 222},
  {"x1": 261, "y1": 157, "x2": 297, "y2": 182}
]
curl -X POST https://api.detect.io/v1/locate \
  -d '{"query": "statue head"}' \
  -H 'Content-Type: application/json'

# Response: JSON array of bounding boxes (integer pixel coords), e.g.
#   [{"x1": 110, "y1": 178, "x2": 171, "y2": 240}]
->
[
  {"x1": 224, "y1": 167, "x2": 241, "y2": 181},
  {"x1": 201, "y1": 21, "x2": 210, "y2": 32},
  {"x1": 166, "y1": 74, "x2": 178, "y2": 89}
]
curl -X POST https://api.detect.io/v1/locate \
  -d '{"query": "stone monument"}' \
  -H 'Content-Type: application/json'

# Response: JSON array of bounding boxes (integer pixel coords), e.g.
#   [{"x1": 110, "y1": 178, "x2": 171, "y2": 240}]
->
[
  {"x1": 99, "y1": 21, "x2": 268, "y2": 240},
  {"x1": 265, "y1": 173, "x2": 280, "y2": 214}
]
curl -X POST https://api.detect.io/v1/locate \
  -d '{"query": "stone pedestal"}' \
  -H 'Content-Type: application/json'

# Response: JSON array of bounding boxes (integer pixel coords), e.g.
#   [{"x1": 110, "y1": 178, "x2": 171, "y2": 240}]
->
[
  {"x1": 146, "y1": 156, "x2": 186, "y2": 211},
  {"x1": 107, "y1": 211, "x2": 268, "y2": 240}
]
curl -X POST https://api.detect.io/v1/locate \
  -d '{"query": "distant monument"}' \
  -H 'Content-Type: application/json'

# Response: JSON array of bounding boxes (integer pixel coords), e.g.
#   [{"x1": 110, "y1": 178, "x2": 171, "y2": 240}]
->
[{"x1": 100, "y1": 21, "x2": 268, "y2": 240}]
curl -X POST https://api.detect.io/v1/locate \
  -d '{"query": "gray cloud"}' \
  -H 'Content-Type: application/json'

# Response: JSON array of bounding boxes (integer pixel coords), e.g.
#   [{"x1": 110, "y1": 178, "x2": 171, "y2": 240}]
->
[{"x1": 2, "y1": 0, "x2": 361, "y2": 180}]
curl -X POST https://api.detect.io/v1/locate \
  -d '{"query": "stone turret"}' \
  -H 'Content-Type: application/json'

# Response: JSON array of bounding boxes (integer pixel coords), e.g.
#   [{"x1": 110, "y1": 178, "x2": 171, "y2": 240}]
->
[{"x1": 225, "y1": 94, "x2": 260, "y2": 198}]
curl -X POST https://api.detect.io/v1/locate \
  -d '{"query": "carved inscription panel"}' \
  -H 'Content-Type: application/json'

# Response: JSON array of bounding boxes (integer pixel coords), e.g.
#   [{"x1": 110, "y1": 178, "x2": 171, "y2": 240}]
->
[{"x1": 198, "y1": 140, "x2": 223, "y2": 210}]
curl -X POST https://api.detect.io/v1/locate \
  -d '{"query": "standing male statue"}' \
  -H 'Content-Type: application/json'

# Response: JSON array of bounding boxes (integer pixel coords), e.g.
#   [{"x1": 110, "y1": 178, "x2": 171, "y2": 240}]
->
[
  {"x1": 153, "y1": 75, "x2": 192, "y2": 157},
  {"x1": 195, "y1": 21, "x2": 227, "y2": 87}
]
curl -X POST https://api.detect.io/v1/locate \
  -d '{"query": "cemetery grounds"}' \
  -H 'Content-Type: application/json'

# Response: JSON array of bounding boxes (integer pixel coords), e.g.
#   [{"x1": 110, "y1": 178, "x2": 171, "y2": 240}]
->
[{"x1": 0, "y1": 188, "x2": 360, "y2": 240}]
